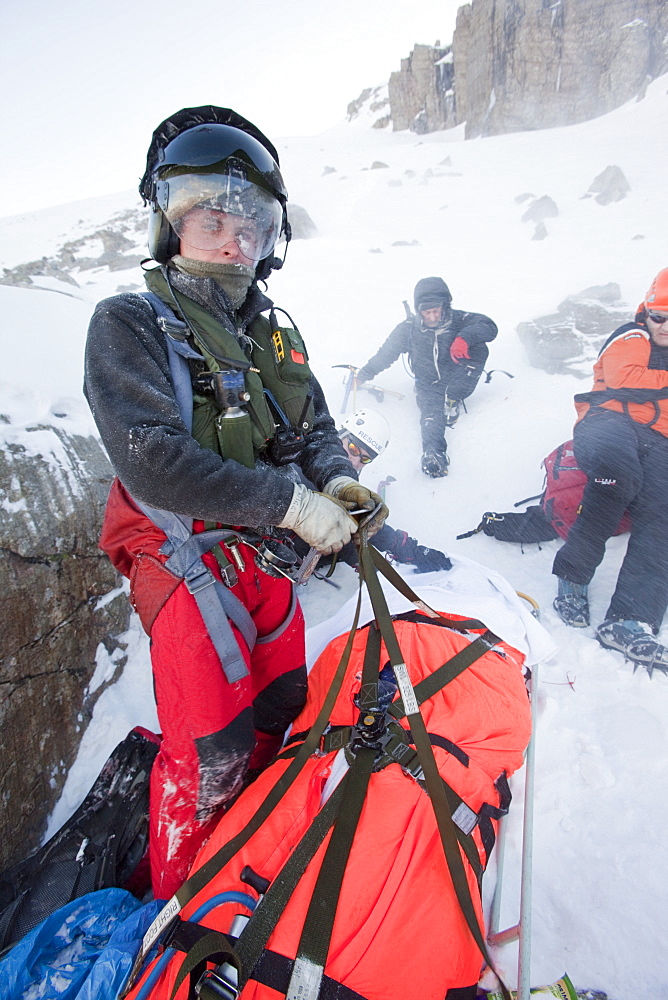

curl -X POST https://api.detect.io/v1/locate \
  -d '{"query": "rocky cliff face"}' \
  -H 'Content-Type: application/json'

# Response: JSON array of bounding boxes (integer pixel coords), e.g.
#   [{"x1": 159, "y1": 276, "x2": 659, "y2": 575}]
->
[
  {"x1": 383, "y1": 0, "x2": 668, "y2": 137},
  {"x1": 0, "y1": 423, "x2": 131, "y2": 871},
  {"x1": 388, "y1": 44, "x2": 455, "y2": 133}
]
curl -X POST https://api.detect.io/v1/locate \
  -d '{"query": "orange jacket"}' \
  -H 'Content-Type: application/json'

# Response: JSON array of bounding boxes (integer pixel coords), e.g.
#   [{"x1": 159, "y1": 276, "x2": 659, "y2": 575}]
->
[
  {"x1": 575, "y1": 321, "x2": 668, "y2": 437},
  {"x1": 128, "y1": 614, "x2": 531, "y2": 1000}
]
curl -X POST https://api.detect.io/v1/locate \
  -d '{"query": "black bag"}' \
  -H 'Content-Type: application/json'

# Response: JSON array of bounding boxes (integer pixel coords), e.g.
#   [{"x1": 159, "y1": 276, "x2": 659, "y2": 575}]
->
[
  {"x1": 458, "y1": 505, "x2": 558, "y2": 545},
  {"x1": 0, "y1": 726, "x2": 159, "y2": 954}
]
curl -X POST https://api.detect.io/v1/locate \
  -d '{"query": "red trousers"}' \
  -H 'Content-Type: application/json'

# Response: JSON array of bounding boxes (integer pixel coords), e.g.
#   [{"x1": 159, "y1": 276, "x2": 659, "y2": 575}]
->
[{"x1": 100, "y1": 481, "x2": 307, "y2": 899}]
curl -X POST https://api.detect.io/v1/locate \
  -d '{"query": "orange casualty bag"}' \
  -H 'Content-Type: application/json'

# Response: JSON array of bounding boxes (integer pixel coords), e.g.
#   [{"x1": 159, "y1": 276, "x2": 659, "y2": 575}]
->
[{"x1": 127, "y1": 588, "x2": 531, "y2": 1000}]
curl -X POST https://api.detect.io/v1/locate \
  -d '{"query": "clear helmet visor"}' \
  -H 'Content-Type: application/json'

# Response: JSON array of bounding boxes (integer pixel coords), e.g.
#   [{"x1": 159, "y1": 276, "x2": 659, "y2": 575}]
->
[{"x1": 156, "y1": 172, "x2": 283, "y2": 262}]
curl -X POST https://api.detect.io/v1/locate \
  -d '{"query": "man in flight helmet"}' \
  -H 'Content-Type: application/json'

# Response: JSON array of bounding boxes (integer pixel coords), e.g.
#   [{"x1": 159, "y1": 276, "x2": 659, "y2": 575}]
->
[
  {"x1": 84, "y1": 106, "x2": 388, "y2": 898},
  {"x1": 552, "y1": 267, "x2": 668, "y2": 673},
  {"x1": 356, "y1": 277, "x2": 497, "y2": 478}
]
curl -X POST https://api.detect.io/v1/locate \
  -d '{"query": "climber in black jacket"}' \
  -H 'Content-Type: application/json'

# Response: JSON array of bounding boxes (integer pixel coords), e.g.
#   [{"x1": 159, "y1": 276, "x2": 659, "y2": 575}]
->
[{"x1": 356, "y1": 277, "x2": 497, "y2": 478}]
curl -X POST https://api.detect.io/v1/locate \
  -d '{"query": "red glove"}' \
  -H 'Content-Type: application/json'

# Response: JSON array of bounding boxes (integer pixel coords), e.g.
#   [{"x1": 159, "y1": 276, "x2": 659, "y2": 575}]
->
[{"x1": 450, "y1": 336, "x2": 470, "y2": 362}]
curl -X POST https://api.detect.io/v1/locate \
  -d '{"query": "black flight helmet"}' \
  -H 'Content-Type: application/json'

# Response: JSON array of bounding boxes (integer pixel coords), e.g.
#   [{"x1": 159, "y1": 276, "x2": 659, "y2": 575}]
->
[{"x1": 140, "y1": 107, "x2": 290, "y2": 279}]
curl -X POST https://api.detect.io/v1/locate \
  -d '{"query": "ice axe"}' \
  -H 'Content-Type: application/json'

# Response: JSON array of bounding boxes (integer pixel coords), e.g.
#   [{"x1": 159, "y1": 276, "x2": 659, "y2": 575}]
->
[
  {"x1": 333, "y1": 364, "x2": 358, "y2": 414},
  {"x1": 333, "y1": 365, "x2": 405, "y2": 415},
  {"x1": 376, "y1": 475, "x2": 396, "y2": 502}
]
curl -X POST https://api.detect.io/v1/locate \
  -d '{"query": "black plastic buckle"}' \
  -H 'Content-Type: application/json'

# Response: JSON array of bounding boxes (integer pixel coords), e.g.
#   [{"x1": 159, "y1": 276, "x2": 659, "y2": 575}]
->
[
  {"x1": 345, "y1": 710, "x2": 390, "y2": 767},
  {"x1": 378, "y1": 727, "x2": 423, "y2": 780}
]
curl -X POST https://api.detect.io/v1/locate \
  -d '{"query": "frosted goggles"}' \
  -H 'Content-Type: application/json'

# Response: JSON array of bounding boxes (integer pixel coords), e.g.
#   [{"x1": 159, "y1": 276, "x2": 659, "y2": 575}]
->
[
  {"x1": 647, "y1": 310, "x2": 668, "y2": 325},
  {"x1": 156, "y1": 173, "x2": 283, "y2": 261}
]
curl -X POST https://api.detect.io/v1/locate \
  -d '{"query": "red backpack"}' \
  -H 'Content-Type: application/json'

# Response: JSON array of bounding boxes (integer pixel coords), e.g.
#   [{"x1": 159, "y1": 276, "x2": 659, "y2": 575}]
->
[{"x1": 458, "y1": 440, "x2": 631, "y2": 544}]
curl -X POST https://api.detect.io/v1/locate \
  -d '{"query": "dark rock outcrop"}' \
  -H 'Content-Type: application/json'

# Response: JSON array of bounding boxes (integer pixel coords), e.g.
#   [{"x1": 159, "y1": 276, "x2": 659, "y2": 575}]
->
[
  {"x1": 0, "y1": 426, "x2": 130, "y2": 871},
  {"x1": 517, "y1": 282, "x2": 630, "y2": 376},
  {"x1": 347, "y1": 85, "x2": 391, "y2": 128},
  {"x1": 388, "y1": 44, "x2": 455, "y2": 132},
  {"x1": 0, "y1": 207, "x2": 147, "y2": 290}
]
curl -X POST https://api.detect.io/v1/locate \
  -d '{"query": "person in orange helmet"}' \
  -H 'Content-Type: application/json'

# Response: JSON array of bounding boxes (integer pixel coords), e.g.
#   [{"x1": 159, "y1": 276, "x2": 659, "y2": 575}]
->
[{"x1": 553, "y1": 268, "x2": 668, "y2": 673}]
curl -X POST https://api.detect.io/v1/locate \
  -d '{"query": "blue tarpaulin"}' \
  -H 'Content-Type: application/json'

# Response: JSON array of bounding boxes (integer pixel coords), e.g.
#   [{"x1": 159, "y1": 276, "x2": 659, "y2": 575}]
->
[{"x1": 0, "y1": 888, "x2": 163, "y2": 1000}]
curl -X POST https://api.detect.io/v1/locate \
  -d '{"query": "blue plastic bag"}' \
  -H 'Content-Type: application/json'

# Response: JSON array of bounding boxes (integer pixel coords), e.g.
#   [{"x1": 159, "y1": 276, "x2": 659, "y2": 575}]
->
[{"x1": 0, "y1": 887, "x2": 163, "y2": 1000}]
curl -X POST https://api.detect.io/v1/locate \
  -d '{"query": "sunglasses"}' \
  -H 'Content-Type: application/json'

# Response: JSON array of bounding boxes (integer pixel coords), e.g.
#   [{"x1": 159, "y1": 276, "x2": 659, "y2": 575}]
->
[
  {"x1": 647, "y1": 311, "x2": 668, "y2": 325},
  {"x1": 346, "y1": 440, "x2": 374, "y2": 464}
]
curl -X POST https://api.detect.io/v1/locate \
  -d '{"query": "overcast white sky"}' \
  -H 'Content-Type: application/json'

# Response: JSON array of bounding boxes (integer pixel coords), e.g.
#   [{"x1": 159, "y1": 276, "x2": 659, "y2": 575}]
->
[{"x1": 1, "y1": 0, "x2": 460, "y2": 218}]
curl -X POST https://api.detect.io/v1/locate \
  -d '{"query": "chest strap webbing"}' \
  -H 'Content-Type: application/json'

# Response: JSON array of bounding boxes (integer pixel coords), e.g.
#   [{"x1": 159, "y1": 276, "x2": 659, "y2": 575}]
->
[
  {"x1": 142, "y1": 291, "x2": 202, "y2": 433},
  {"x1": 130, "y1": 292, "x2": 256, "y2": 684}
]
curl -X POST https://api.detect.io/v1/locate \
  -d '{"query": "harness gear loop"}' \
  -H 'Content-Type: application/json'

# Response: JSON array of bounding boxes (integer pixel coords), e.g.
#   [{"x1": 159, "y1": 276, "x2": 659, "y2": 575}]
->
[{"x1": 132, "y1": 499, "x2": 256, "y2": 684}]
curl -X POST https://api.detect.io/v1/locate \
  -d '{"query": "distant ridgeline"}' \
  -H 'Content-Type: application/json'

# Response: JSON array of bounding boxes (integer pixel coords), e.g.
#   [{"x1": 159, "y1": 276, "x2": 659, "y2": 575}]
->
[{"x1": 348, "y1": 0, "x2": 668, "y2": 136}]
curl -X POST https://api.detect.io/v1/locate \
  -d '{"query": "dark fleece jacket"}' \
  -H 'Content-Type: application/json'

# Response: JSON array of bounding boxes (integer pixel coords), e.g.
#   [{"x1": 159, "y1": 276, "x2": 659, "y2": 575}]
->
[
  {"x1": 360, "y1": 292, "x2": 497, "y2": 385},
  {"x1": 84, "y1": 284, "x2": 351, "y2": 529}
]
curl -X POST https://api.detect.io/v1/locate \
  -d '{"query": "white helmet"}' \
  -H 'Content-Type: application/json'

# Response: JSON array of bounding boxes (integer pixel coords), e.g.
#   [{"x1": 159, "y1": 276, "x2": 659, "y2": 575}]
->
[{"x1": 340, "y1": 409, "x2": 391, "y2": 460}]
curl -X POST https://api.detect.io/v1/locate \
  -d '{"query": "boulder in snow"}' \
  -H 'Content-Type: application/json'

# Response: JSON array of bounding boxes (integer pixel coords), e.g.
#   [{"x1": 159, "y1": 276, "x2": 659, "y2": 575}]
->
[
  {"x1": 586, "y1": 164, "x2": 631, "y2": 205},
  {"x1": 517, "y1": 282, "x2": 629, "y2": 376}
]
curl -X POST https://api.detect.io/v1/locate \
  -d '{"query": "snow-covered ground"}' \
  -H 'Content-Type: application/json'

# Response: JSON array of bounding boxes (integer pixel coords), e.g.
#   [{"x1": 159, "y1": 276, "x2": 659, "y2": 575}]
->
[{"x1": 2, "y1": 75, "x2": 668, "y2": 998}]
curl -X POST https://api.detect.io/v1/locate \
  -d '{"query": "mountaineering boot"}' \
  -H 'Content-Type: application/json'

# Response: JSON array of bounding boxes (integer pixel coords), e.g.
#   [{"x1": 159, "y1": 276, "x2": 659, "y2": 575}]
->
[
  {"x1": 421, "y1": 451, "x2": 450, "y2": 478},
  {"x1": 444, "y1": 397, "x2": 461, "y2": 428},
  {"x1": 596, "y1": 619, "x2": 668, "y2": 676},
  {"x1": 553, "y1": 578, "x2": 590, "y2": 628}
]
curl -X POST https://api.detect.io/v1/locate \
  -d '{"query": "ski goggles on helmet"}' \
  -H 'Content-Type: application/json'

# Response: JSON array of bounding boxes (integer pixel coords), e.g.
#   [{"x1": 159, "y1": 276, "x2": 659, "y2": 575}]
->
[
  {"x1": 156, "y1": 172, "x2": 283, "y2": 262},
  {"x1": 647, "y1": 310, "x2": 668, "y2": 325}
]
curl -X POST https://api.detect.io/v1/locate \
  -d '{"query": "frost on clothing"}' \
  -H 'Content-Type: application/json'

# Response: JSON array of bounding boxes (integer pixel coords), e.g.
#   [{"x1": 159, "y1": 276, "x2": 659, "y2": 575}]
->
[
  {"x1": 107, "y1": 489, "x2": 308, "y2": 899},
  {"x1": 84, "y1": 293, "x2": 351, "y2": 529},
  {"x1": 84, "y1": 270, "x2": 346, "y2": 898}
]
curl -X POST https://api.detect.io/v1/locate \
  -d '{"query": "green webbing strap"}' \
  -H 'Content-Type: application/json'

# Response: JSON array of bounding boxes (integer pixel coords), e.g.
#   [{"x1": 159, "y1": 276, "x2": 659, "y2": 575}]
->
[
  {"x1": 237, "y1": 628, "x2": 382, "y2": 989},
  {"x1": 168, "y1": 930, "x2": 240, "y2": 1000},
  {"x1": 284, "y1": 623, "x2": 382, "y2": 1000},
  {"x1": 178, "y1": 586, "x2": 364, "y2": 907},
  {"x1": 391, "y1": 609, "x2": 488, "y2": 632},
  {"x1": 369, "y1": 545, "x2": 487, "y2": 629},
  {"x1": 388, "y1": 632, "x2": 499, "y2": 721},
  {"x1": 124, "y1": 577, "x2": 365, "y2": 996},
  {"x1": 358, "y1": 541, "x2": 511, "y2": 1000},
  {"x1": 438, "y1": 779, "x2": 484, "y2": 885},
  {"x1": 358, "y1": 623, "x2": 381, "y2": 711},
  {"x1": 286, "y1": 748, "x2": 376, "y2": 1000},
  {"x1": 236, "y1": 781, "x2": 347, "y2": 988}
]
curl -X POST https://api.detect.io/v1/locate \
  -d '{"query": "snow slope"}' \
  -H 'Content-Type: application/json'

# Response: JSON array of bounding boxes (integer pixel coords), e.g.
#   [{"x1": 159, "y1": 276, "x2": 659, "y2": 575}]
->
[{"x1": 2, "y1": 74, "x2": 668, "y2": 998}]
